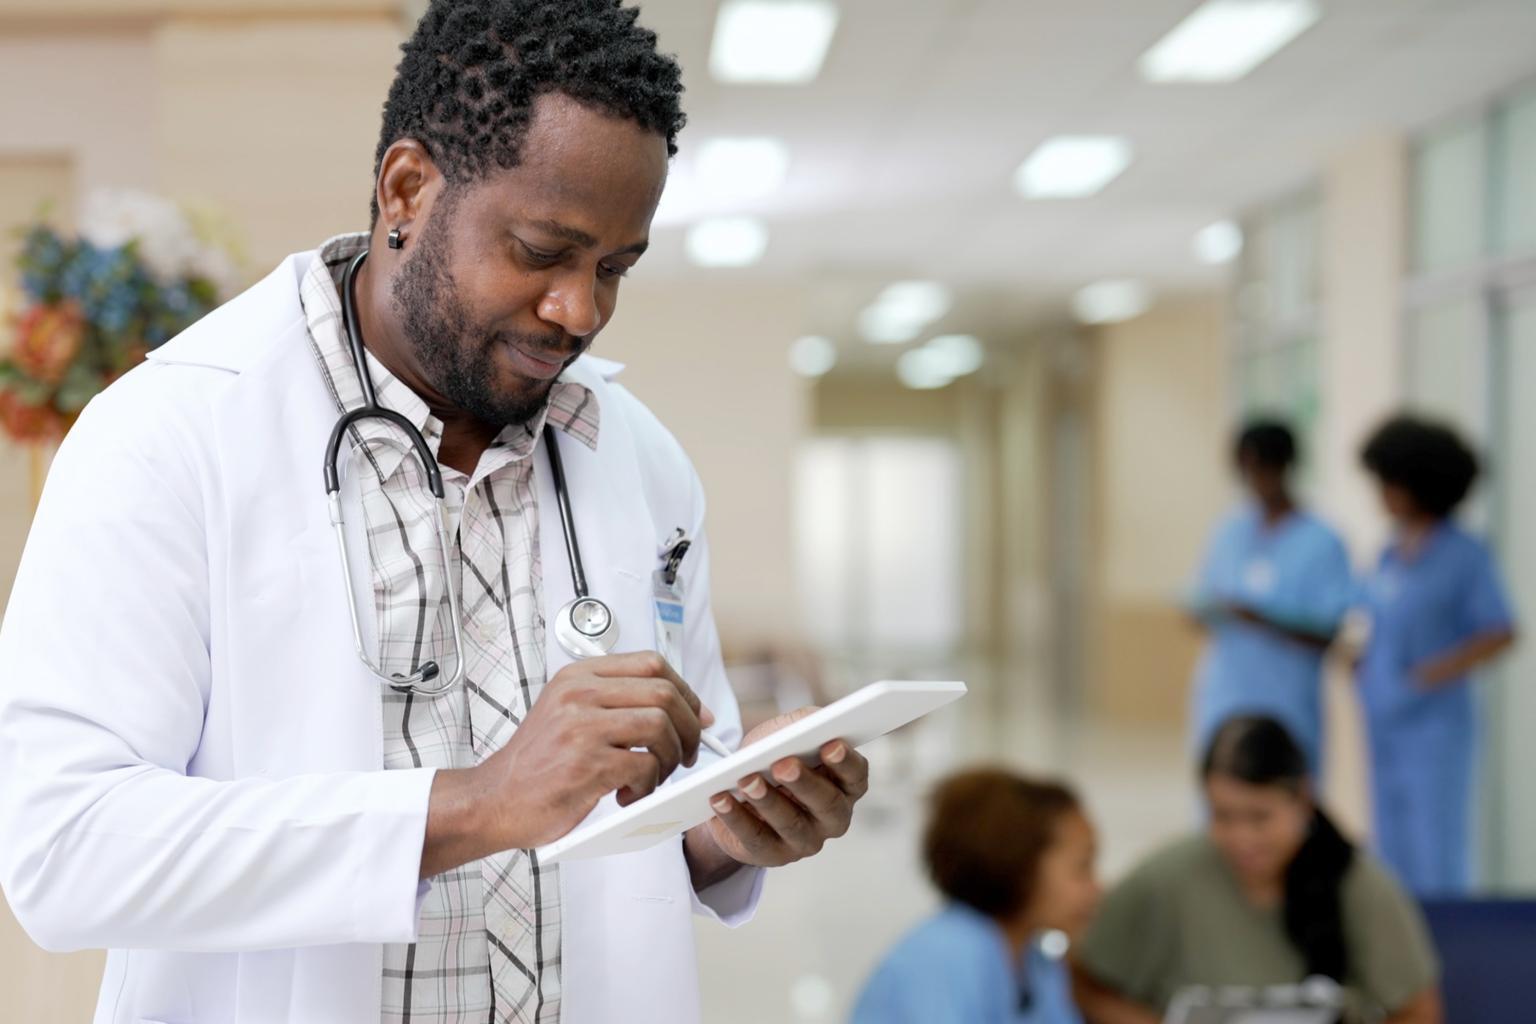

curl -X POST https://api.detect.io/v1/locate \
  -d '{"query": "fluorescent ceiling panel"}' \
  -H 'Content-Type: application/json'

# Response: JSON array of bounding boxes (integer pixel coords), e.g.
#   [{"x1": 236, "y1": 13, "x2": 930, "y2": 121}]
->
[
  {"x1": 710, "y1": 1, "x2": 840, "y2": 84},
  {"x1": 1139, "y1": 0, "x2": 1321, "y2": 83}
]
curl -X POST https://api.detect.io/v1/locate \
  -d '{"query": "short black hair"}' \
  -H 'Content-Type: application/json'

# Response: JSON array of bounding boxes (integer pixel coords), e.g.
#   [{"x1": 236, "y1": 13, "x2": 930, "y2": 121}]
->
[
  {"x1": 372, "y1": 0, "x2": 687, "y2": 222},
  {"x1": 1360, "y1": 414, "x2": 1480, "y2": 518},
  {"x1": 1234, "y1": 419, "x2": 1298, "y2": 471}
]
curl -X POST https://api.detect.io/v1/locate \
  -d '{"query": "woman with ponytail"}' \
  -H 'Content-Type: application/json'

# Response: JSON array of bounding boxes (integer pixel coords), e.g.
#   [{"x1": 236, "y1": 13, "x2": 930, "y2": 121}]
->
[{"x1": 1071, "y1": 717, "x2": 1441, "y2": 1024}]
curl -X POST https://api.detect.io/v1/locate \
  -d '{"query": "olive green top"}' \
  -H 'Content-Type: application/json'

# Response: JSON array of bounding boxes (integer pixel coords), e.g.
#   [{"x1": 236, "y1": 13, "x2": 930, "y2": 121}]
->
[{"x1": 1076, "y1": 835, "x2": 1438, "y2": 1016}]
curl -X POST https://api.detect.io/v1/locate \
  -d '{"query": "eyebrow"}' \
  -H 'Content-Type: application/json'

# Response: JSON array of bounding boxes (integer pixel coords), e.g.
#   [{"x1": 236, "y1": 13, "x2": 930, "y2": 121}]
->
[{"x1": 526, "y1": 218, "x2": 648, "y2": 257}]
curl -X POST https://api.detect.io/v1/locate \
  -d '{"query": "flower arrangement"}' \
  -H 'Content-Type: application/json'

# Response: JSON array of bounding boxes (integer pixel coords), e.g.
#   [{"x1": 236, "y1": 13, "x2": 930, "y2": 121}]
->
[{"x1": 2, "y1": 189, "x2": 241, "y2": 443}]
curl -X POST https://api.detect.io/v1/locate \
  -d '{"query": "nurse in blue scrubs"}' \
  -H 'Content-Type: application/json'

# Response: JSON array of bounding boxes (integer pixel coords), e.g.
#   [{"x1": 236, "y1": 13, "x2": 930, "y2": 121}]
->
[
  {"x1": 1358, "y1": 416, "x2": 1516, "y2": 896},
  {"x1": 1189, "y1": 421, "x2": 1354, "y2": 775},
  {"x1": 852, "y1": 771, "x2": 1099, "y2": 1024}
]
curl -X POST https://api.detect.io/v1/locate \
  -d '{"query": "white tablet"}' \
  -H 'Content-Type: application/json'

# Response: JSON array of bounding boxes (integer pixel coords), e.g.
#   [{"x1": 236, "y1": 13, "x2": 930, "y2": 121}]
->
[{"x1": 535, "y1": 679, "x2": 967, "y2": 864}]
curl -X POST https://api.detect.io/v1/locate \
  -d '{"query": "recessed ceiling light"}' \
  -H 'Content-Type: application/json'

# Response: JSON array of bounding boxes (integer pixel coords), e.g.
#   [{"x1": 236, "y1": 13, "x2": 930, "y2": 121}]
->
[
  {"x1": 924, "y1": 334, "x2": 985, "y2": 377},
  {"x1": 1072, "y1": 280, "x2": 1151, "y2": 325},
  {"x1": 710, "y1": 0, "x2": 840, "y2": 85},
  {"x1": 1139, "y1": 0, "x2": 1321, "y2": 83},
  {"x1": 897, "y1": 347, "x2": 954, "y2": 390},
  {"x1": 789, "y1": 335, "x2": 837, "y2": 378},
  {"x1": 696, "y1": 136, "x2": 791, "y2": 201},
  {"x1": 685, "y1": 216, "x2": 769, "y2": 267},
  {"x1": 1014, "y1": 136, "x2": 1133, "y2": 199},
  {"x1": 1194, "y1": 219, "x2": 1244, "y2": 264},
  {"x1": 858, "y1": 280, "x2": 952, "y2": 344}
]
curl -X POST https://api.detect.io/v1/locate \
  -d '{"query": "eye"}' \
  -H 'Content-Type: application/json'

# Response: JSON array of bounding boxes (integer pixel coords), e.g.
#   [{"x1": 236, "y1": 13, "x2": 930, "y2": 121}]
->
[
  {"x1": 598, "y1": 261, "x2": 630, "y2": 280},
  {"x1": 517, "y1": 239, "x2": 562, "y2": 267}
]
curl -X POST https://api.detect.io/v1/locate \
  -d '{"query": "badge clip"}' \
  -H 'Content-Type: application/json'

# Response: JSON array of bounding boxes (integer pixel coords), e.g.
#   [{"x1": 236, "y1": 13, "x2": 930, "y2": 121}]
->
[{"x1": 660, "y1": 529, "x2": 692, "y2": 586}]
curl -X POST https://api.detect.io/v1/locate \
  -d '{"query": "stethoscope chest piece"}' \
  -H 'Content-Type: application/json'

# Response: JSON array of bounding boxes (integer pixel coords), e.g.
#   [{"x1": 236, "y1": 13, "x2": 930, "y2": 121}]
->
[{"x1": 555, "y1": 595, "x2": 618, "y2": 658}]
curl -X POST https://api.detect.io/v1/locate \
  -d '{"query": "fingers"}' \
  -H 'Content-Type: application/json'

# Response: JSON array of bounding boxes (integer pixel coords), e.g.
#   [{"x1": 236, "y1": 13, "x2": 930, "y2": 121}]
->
[
  {"x1": 588, "y1": 651, "x2": 707, "y2": 722},
  {"x1": 585, "y1": 655, "x2": 707, "y2": 759},
  {"x1": 770, "y1": 758, "x2": 852, "y2": 837},
  {"x1": 817, "y1": 739, "x2": 870, "y2": 801},
  {"x1": 735, "y1": 772, "x2": 822, "y2": 854},
  {"x1": 604, "y1": 706, "x2": 685, "y2": 779},
  {"x1": 608, "y1": 749, "x2": 662, "y2": 807},
  {"x1": 706, "y1": 792, "x2": 789, "y2": 866}
]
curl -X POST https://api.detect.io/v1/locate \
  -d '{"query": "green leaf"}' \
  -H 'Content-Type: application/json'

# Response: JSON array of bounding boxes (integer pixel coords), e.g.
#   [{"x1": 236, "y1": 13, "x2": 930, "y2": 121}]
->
[{"x1": 54, "y1": 361, "x2": 103, "y2": 413}]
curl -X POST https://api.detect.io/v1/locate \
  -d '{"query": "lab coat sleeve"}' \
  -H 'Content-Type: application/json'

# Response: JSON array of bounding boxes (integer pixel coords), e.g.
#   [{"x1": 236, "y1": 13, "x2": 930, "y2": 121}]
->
[{"x1": 0, "y1": 369, "x2": 435, "y2": 954}]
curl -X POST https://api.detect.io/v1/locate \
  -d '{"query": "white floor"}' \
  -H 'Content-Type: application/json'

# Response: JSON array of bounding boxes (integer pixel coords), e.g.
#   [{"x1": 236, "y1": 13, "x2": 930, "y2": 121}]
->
[{"x1": 695, "y1": 693, "x2": 1196, "y2": 1024}]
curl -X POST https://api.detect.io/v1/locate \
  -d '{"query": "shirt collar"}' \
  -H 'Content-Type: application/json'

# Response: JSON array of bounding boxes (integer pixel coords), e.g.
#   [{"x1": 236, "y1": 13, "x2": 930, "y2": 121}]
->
[{"x1": 300, "y1": 232, "x2": 600, "y2": 484}]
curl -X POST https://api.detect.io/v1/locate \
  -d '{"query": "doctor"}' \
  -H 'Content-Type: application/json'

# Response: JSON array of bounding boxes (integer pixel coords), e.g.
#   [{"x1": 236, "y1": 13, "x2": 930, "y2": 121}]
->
[{"x1": 0, "y1": 2, "x2": 869, "y2": 1022}]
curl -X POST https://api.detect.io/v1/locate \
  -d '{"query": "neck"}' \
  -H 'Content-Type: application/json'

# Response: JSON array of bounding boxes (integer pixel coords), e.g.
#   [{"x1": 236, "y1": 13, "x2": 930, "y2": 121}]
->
[
  {"x1": 1260, "y1": 495, "x2": 1294, "y2": 525},
  {"x1": 1238, "y1": 872, "x2": 1284, "y2": 908},
  {"x1": 353, "y1": 248, "x2": 497, "y2": 475},
  {"x1": 1397, "y1": 515, "x2": 1440, "y2": 554},
  {"x1": 997, "y1": 913, "x2": 1035, "y2": 961}
]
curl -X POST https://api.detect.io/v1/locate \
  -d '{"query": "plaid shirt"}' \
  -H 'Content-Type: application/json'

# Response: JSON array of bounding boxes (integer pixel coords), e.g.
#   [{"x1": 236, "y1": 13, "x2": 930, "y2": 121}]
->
[{"x1": 301, "y1": 233, "x2": 598, "y2": 1023}]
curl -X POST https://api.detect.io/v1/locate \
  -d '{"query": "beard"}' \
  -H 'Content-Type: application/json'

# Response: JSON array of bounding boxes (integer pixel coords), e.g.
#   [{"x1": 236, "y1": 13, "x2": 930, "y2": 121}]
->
[{"x1": 390, "y1": 205, "x2": 575, "y2": 429}]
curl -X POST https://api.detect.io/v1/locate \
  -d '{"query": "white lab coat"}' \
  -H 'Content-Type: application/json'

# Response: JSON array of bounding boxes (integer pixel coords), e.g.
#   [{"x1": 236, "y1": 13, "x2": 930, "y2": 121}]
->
[{"x1": 0, "y1": 250, "x2": 763, "y2": 1024}]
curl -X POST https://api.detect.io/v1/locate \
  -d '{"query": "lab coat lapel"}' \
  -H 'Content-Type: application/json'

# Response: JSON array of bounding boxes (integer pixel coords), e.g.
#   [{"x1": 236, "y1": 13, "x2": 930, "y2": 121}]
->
[
  {"x1": 536, "y1": 372, "x2": 705, "y2": 1024},
  {"x1": 535, "y1": 375, "x2": 656, "y2": 681}
]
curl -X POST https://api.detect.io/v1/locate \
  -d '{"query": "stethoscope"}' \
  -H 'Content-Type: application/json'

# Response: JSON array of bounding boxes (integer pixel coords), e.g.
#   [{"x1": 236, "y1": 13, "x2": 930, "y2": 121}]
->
[{"x1": 323, "y1": 249, "x2": 619, "y2": 695}]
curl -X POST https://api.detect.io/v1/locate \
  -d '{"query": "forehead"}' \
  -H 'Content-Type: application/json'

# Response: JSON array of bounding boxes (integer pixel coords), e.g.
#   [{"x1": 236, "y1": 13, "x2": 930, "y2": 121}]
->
[
  {"x1": 458, "y1": 91, "x2": 669, "y2": 233},
  {"x1": 1207, "y1": 775, "x2": 1292, "y2": 806}
]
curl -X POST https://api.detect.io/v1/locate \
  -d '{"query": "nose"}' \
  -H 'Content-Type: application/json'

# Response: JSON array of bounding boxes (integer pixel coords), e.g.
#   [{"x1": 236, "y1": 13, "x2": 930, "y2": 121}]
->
[{"x1": 537, "y1": 272, "x2": 603, "y2": 339}]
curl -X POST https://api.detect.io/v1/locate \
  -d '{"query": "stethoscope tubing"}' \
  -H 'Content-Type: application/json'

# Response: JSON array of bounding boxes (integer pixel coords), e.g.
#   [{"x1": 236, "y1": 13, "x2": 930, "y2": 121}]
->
[{"x1": 324, "y1": 248, "x2": 614, "y2": 693}]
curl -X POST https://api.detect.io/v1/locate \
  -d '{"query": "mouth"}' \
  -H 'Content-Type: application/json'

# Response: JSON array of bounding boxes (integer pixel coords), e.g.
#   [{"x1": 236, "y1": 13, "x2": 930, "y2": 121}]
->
[{"x1": 504, "y1": 341, "x2": 572, "y2": 381}]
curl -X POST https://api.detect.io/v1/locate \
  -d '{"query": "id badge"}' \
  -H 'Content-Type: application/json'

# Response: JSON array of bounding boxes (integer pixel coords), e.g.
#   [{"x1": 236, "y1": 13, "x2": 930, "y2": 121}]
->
[
  {"x1": 653, "y1": 570, "x2": 685, "y2": 672},
  {"x1": 1243, "y1": 557, "x2": 1277, "y2": 596}
]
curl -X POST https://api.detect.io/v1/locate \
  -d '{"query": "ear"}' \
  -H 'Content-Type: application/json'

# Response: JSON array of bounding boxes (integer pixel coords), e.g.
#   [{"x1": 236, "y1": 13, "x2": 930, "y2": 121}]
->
[{"x1": 375, "y1": 139, "x2": 443, "y2": 238}]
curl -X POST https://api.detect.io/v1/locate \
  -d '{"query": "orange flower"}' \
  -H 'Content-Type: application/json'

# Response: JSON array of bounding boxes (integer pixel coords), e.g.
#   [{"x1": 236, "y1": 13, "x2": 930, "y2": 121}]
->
[
  {"x1": 0, "y1": 389, "x2": 66, "y2": 444},
  {"x1": 13, "y1": 302, "x2": 85, "y2": 385}
]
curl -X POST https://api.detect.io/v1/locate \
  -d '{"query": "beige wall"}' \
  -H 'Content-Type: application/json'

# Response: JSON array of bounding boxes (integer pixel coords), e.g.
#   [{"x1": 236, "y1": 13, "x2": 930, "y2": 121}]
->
[
  {"x1": 597, "y1": 281, "x2": 808, "y2": 651},
  {"x1": 1088, "y1": 298, "x2": 1231, "y2": 727},
  {"x1": 154, "y1": 16, "x2": 404, "y2": 270},
  {"x1": 1312, "y1": 134, "x2": 1410, "y2": 836},
  {"x1": 0, "y1": 31, "x2": 157, "y2": 193},
  {"x1": 1316, "y1": 136, "x2": 1408, "y2": 560}
]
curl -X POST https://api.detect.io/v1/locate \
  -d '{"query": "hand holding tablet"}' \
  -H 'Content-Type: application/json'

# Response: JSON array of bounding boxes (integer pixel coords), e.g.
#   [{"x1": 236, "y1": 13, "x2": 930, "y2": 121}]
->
[{"x1": 536, "y1": 680, "x2": 967, "y2": 864}]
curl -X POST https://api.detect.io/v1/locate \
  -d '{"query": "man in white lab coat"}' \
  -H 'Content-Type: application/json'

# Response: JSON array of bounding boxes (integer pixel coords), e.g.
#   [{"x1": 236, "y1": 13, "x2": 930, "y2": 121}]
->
[{"x1": 0, "y1": 2, "x2": 869, "y2": 1022}]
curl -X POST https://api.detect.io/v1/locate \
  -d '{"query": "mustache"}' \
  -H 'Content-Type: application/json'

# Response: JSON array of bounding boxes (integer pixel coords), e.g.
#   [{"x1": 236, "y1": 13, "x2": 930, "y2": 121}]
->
[{"x1": 491, "y1": 329, "x2": 584, "y2": 363}]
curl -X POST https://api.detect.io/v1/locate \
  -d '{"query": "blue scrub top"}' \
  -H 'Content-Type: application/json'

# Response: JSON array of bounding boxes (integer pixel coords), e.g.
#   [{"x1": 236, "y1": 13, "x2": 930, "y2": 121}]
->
[
  {"x1": 850, "y1": 905, "x2": 1082, "y2": 1024},
  {"x1": 1358, "y1": 522, "x2": 1514, "y2": 721},
  {"x1": 1190, "y1": 506, "x2": 1354, "y2": 767}
]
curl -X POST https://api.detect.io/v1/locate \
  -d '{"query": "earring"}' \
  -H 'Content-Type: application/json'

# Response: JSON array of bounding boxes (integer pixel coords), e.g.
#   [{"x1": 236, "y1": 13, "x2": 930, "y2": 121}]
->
[{"x1": 386, "y1": 227, "x2": 405, "y2": 250}]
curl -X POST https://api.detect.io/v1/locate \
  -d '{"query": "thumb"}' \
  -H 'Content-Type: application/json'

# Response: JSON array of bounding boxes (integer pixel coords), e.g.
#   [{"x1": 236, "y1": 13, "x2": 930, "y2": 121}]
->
[{"x1": 745, "y1": 705, "x2": 822, "y2": 742}]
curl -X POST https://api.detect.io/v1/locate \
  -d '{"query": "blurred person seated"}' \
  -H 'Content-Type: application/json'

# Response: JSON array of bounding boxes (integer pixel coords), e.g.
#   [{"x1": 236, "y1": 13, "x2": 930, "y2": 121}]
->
[
  {"x1": 1187, "y1": 419, "x2": 1353, "y2": 776},
  {"x1": 851, "y1": 769, "x2": 1101, "y2": 1024},
  {"x1": 1072, "y1": 717, "x2": 1441, "y2": 1024}
]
